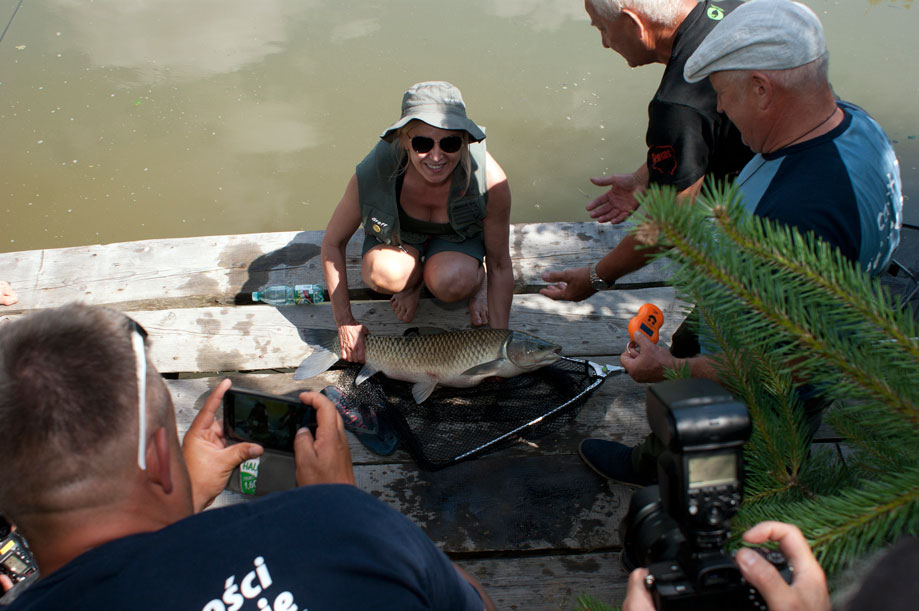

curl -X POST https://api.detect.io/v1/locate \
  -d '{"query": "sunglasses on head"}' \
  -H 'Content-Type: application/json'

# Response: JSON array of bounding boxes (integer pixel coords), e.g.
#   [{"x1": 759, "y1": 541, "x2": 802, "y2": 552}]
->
[
  {"x1": 411, "y1": 135, "x2": 463, "y2": 154},
  {"x1": 126, "y1": 316, "x2": 149, "y2": 470}
]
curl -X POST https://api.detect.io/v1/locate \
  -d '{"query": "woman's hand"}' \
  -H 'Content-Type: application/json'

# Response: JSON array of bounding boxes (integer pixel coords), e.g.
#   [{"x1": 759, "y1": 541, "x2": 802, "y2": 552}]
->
[{"x1": 338, "y1": 321, "x2": 369, "y2": 362}]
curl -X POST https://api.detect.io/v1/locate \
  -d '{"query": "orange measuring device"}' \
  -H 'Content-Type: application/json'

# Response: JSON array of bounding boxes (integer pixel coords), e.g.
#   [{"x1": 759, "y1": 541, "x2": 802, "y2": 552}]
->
[{"x1": 628, "y1": 303, "x2": 664, "y2": 344}]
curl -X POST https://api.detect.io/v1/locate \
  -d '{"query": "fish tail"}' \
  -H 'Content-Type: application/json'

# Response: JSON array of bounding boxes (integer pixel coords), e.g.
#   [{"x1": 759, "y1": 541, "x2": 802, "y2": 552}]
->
[{"x1": 294, "y1": 328, "x2": 342, "y2": 380}]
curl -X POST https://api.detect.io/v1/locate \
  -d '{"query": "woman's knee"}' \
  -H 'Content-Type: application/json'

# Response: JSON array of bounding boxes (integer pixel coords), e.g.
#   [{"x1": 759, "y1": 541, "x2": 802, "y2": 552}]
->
[
  {"x1": 425, "y1": 264, "x2": 480, "y2": 302},
  {"x1": 363, "y1": 255, "x2": 416, "y2": 293}
]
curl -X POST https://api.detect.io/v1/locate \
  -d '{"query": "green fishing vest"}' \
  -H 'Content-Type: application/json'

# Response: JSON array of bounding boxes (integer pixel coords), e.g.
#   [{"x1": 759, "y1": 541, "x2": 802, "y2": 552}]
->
[{"x1": 356, "y1": 140, "x2": 489, "y2": 246}]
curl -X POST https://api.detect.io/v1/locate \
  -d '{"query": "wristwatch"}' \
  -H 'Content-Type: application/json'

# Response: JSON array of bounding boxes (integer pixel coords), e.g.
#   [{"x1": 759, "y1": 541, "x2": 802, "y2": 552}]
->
[{"x1": 589, "y1": 262, "x2": 612, "y2": 291}]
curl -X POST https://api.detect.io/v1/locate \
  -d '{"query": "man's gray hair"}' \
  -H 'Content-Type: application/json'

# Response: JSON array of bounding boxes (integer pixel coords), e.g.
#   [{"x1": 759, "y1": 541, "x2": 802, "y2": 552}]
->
[{"x1": 587, "y1": 0, "x2": 685, "y2": 26}]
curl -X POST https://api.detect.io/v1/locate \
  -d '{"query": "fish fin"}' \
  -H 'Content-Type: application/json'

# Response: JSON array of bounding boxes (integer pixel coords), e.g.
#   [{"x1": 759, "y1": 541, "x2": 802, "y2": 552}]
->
[
  {"x1": 402, "y1": 326, "x2": 447, "y2": 337},
  {"x1": 294, "y1": 350, "x2": 341, "y2": 380},
  {"x1": 298, "y1": 328, "x2": 339, "y2": 352},
  {"x1": 355, "y1": 362, "x2": 380, "y2": 386},
  {"x1": 461, "y1": 359, "x2": 507, "y2": 377},
  {"x1": 412, "y1": 380, "x2": 438, "y2": 404}
]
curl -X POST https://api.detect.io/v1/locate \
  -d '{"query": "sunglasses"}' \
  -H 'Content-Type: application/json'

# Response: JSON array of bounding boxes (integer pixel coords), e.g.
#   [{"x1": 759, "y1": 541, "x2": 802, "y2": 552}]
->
[
  {"x1": 126, "y1": 317, "x2": 149, "y2": 470},
  {"x1": 411, "y1": 135, "x2": 463, "y2": 154}
]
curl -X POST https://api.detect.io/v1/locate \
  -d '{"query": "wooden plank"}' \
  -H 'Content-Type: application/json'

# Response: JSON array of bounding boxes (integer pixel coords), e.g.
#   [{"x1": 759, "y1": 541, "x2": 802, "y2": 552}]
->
[
  {"x1": 0, "y1": 288, "x2": 685, "y2": 373},
  {"x1": 207, "y1": 455, "x2": 634, "y2": 553},
  {"x1": 169, "y1": 368, "x2": 651, "y2": 554},
  {"x1": 455, "y1": 552, "x2": 628, "y2": 611},
  {"x1": 168, "y1": 369, "x2": 652, "y2": 467},
  {"x1": 355, "y1": 454, "x2": 631, "y2": 553},
  {"x1": 0, "y1": 222, "x2": 671, "y2": 313}
]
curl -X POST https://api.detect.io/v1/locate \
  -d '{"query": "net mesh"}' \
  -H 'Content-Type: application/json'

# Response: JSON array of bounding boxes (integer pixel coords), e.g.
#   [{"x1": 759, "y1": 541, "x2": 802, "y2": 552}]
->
[{"x1": 330, "y1": 357, "x2": 607, "y2": 470}]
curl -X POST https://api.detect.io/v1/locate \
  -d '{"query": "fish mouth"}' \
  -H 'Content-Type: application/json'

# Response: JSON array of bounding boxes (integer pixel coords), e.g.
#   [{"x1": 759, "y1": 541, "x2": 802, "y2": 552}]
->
[{"x1": 521, "y1": 345, "x2": 562, "y2": 369}]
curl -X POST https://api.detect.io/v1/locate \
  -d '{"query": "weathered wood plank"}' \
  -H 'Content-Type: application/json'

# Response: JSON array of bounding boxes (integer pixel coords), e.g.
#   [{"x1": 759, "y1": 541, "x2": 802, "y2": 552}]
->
[
  {"x1": 0, "y1": 222, "x2": 670, "y2": 313},
  {"x1": 1, "y1": 288, "x2": 684, "y2": 374},
  {"x1": 168, "y1": 368, "x2": 652, "y2": 467},
  {"x1": 455, "y1": 552, "x2": 628, "y2": 611},
  {"x1": 356, "y1": 454, "x2": 632, "y2": 553},
  {"x1": 170, "y1": 366, "x2": 650, "y2": 554},
  {"x1": 205, "y1": 457, "x2": 635, "y2": 554}
]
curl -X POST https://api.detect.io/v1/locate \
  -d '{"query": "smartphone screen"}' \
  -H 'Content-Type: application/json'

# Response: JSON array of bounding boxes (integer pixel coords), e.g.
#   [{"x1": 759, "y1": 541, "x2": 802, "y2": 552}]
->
[{"x1": 223, "y1": 388, "x2": 316, "y2": 453}]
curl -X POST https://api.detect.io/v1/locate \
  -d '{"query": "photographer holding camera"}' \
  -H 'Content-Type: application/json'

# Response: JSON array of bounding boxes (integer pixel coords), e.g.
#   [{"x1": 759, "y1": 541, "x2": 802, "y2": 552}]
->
[
  {"x1": 614, "y1": 378, "x2": 817, "y2": 610},
  {"x1": 622, "y1": 521, "x2": 830, "y2": 611},
  {"x1": 0, "y1": 303, "x2": 494, "y2": 610}
]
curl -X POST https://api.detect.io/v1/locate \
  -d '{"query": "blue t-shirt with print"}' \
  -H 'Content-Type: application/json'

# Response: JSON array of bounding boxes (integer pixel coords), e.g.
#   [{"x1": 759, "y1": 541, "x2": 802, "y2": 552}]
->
[
  {"x1": 735, "y1": 100, "x2": 902, "y2": 275},
  {"x1": 7, "y1": 485, "x2": 483, "y2": 611}
]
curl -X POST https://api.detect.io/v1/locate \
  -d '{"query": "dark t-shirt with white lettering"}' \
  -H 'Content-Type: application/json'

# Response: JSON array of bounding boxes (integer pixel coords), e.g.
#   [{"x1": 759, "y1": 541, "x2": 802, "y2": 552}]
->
[
  {"x1": 8, "y1": 485, "x2": 483, "y2": 611},
  {"x1": 646, "y1": 0, "x2": 752, "y2": 190}
]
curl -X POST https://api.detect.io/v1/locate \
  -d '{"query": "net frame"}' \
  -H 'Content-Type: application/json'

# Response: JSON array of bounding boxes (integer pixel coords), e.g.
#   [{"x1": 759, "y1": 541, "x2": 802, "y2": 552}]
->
[{"x1": 332, "y1": 356, "x2": 611, "y2": 470}]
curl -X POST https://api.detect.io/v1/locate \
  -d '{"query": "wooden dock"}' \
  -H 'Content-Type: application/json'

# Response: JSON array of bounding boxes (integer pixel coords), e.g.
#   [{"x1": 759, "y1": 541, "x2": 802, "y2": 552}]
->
[{"x1": 0, "y1": 222, "x2": 687, "y2": 609}]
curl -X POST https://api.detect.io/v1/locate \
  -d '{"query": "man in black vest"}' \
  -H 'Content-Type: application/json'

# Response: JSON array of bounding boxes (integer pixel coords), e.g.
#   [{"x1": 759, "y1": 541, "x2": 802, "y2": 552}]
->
[{"x1": 541, "y1": 0, "x2": 750, "y2": 301}]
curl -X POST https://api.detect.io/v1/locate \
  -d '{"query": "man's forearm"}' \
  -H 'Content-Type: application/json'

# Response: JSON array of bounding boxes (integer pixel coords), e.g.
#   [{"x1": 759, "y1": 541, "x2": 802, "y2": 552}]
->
[{"x1": 595, "y1": 233, "x2": 660, "y2": 284}]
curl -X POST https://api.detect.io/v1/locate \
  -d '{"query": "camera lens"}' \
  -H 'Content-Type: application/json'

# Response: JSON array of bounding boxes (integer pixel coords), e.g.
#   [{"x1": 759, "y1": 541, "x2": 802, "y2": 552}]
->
[{"x1": 620, "y1": 485, "x2": 686, "y2": 570}]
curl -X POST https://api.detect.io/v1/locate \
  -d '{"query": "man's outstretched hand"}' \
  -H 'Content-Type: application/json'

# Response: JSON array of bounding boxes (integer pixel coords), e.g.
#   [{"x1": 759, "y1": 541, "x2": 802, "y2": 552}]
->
[{"x1": 585, "y1": 173, "x2": 644, "y2": 224}]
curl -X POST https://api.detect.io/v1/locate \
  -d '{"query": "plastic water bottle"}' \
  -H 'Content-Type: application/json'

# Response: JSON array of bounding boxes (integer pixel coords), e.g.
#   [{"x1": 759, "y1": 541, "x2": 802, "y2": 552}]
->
[{"x1": 252, "y1": 284, "x2": 324, "y2": 305}]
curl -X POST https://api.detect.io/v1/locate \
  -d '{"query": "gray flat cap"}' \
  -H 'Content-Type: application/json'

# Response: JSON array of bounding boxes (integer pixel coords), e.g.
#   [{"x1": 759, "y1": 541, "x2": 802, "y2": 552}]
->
[{"x1": 684, "y1": 0, "x2": 826, "y2": 83}]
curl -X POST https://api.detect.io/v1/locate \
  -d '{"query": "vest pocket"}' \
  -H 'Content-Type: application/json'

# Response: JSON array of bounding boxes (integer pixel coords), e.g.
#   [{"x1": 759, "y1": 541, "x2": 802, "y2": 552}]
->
[
  {"x1": 449, "y1": 196, "x2": 486, "y2": 236},
  {"x1": 363, "y1": 209, "x2": 397, "y2": 245}
]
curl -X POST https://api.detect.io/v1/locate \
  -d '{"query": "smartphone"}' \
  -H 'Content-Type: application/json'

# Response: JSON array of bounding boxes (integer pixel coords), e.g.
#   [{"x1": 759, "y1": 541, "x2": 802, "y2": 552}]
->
[{"x1": 223, "y1": 388, "x2": 317, "y2": 454}]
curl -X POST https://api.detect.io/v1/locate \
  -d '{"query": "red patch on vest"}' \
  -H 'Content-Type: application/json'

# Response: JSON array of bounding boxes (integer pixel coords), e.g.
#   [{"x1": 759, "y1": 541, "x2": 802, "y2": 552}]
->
[{"x1": 649, "y1": 145, "x2": 677, "y2": 176}]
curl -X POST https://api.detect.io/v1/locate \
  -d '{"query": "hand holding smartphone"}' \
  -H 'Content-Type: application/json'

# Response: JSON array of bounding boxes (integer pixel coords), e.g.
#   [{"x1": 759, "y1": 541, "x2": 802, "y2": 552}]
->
[{"x1": 223, "y1": 388, "x2": 318, "y2": 454}]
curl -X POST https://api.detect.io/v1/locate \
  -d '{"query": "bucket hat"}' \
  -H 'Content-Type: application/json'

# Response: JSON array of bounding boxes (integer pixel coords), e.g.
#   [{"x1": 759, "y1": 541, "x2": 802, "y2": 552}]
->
[{"x1": 380, "y1": 81, "x2": 486, "y2": 143}]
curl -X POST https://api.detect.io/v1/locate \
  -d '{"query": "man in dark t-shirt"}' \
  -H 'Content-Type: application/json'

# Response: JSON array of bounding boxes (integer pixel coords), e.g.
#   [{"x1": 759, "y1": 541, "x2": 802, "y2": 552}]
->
[
  {"x1": 541, "y1": 0, "x2": 751, "y2": 300},
  {"x1": 0, "y1": 304, "x2": 493, "y2": 611}
]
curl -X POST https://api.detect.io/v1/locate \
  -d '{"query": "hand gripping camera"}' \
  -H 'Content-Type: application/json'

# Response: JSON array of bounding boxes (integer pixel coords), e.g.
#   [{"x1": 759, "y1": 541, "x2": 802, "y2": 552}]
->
[
  {"x1": 619, "y1": 379, "x2": 791, "y2": 610},
  {"x1": 1, "y1": 516, "x2": 39, "y2": 604}
]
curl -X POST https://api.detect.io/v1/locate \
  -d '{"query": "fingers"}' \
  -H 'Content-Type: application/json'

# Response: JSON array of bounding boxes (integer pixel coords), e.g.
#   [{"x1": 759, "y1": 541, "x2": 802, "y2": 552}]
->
[
  {"x1": 0, "y1": 281, "x2": 18, "y2": 306},
  {"x1": 190, "y1": 378, "x2": 231, "y2": 434},
  {"x1": 294, "y1": 391, "x2": 355, "y2": 487},
  {"x1": 622, "y1": 568, "x2": 655, "y2": 611},
  {"x1": 597, "y1": 209, "x2": 630, "y2": 224},
  {"x1": 739, "y1": 521, "x2": 830, "y2": 611},
  {"x1": 293, "y1": 424, "x2": 317, "y2": 458},
  {"x1": 743, "y1": 522, "x2": 821, "y2": 577},
  {"x1": 590, "y1": 174, "x2": 616, "y2": 187},
  {"x1": 541, "y1": 269, "x2": 567, "y2": 284},
  {"x1": 300, "y1": 391, "x2": 344, "y2": 436},
  {"x1": 632, "y1": 331, "x2": 654, "y2": 349},
  {"x1": 736, "y1": 548, "x2": 792, "y2": 607},
  {"x1": 232, "y1": 441, "x2": 264, "y2": 462},
  {"x1": 339, "y1": 325, "x2": 368, "y2": 363},
  {"x1": 539, "y1": 283, "x2": 567, "y2": 301}
]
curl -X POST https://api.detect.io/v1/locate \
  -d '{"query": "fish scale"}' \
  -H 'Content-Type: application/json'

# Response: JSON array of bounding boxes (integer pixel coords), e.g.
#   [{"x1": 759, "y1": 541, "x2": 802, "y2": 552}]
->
[
  {"x1": 365, "y1": 329, "x2": 508, "y2": 375},
  {"x1": 295, "y1": 327, "x2": 561, "y2": 403}
]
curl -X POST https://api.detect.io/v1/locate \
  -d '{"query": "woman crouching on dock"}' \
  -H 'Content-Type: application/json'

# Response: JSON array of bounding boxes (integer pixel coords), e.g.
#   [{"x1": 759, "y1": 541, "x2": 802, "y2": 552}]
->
[{"x1": 321, "y1": 81, "x2": 513, "y2": 362}]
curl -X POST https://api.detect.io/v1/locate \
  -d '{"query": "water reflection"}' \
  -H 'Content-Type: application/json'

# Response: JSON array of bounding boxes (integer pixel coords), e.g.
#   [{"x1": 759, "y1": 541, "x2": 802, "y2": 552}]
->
[
  {"x1": 50, "y1": 0, "x2": 313, "y2": 80},
  {"x1": 1, "y1": 0, "x2": 916, "y2": 252}
]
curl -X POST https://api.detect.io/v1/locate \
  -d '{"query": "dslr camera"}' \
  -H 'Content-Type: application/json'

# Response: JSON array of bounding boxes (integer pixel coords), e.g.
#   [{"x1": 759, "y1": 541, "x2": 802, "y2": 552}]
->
[{"x1": 619, "y1": 379, "x2": 791, "y2": 610}]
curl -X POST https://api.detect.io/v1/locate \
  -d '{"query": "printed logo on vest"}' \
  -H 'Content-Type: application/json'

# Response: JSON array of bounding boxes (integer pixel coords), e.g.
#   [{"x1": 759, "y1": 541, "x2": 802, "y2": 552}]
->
[
  {"x1": 649, "y1": 145, "x2": 678, "y2": 176},
  {"x1": 707, "y1": 5, "x2": 725, "y2": 20},
  {"x1": 371, "y1": 216, "x2": 388, "y2": 234}
]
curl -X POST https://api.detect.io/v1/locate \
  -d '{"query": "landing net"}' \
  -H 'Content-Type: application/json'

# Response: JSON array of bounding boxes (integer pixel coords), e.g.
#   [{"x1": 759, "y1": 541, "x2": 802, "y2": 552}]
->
[{"x1": 331, "y1": 356, "x2": 608, "y2": 470}]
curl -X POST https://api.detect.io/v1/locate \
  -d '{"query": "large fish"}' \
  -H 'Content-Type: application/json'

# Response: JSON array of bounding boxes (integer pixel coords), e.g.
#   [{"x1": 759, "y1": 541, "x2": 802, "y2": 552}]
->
[{"x1": 295, "y1": 328, "x2": 562, "y2": 404}]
